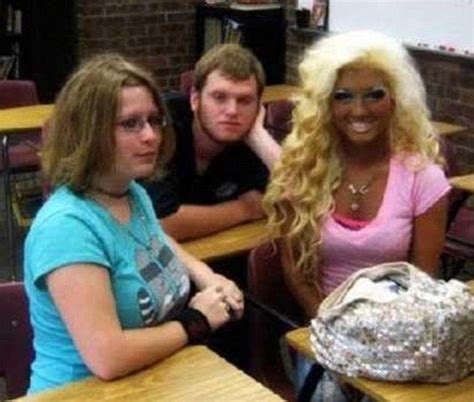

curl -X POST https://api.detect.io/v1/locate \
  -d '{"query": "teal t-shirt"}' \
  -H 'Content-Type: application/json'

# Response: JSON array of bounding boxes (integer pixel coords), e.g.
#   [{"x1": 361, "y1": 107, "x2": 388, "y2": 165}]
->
[{"x1": 24, "y1": 181, "x2": 190, "y2": 393}]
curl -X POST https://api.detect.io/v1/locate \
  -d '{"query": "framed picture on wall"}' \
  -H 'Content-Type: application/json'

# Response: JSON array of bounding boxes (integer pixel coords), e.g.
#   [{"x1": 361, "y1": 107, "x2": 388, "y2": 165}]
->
[
  {"x1": 297, "y1": 0, "x2": 329, "y2": 31},
  {"x1": 313, "y1": 0, "x2": 329, "y2": 30}
]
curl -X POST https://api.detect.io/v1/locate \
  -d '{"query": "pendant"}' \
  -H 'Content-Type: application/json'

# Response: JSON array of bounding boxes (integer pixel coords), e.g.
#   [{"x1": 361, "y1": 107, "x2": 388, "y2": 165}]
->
[{"x1": 351, "y1": 202, "x2": 360, "y2": 211}]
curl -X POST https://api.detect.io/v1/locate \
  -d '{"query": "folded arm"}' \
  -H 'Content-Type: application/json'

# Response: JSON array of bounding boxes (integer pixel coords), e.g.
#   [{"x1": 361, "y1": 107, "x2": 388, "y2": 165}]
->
[
  {"x1": 167, "y1": 235, "x2": 244, "y2": 318},
  {"x1": 47, "y1": 265, "x2": 188, "y2": 381},
  {"x1": 160, "y1": 190, "x2": 264, "y2": 241},
  {"x1": 47, "y1": 261, "x2": 239, "y2": 381}
]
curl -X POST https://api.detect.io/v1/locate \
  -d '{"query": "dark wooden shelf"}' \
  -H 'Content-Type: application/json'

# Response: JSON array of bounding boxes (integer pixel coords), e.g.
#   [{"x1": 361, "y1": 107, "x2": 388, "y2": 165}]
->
[{"x1": 196, "y1": 3, "x2": 286, "y2": 85}]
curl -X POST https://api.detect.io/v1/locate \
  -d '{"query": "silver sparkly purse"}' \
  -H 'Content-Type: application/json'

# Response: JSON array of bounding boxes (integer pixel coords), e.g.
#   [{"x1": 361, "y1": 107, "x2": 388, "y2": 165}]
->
[{"x1": 310, "y1": 262, "x2": 474, "y2": 383}]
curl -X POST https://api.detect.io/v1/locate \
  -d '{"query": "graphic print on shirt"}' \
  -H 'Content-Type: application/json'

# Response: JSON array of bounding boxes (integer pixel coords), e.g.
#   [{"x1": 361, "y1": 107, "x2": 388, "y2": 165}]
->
[
  {"x1": 215, "y1": 181, "x2": 239, "y2": 201},
  {"x1": 135, "y1": 235, "x2": 190, "y2": 326}
]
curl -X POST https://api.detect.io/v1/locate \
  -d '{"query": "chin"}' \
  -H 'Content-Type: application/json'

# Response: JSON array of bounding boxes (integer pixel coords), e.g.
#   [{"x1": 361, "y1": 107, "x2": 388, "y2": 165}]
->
[{"x1": 214, "y1": 131, "x2": 247, "y2": 144}]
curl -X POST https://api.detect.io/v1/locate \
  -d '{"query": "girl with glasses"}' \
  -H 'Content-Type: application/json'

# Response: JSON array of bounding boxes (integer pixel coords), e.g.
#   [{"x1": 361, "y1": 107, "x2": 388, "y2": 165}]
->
[{"x1": 24, "y1": 54, "x2": 243, "y2": 394}]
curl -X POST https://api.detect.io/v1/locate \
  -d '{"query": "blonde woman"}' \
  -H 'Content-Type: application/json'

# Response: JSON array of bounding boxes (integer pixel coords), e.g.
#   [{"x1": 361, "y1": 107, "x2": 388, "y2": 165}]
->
[
  {"x1": 24, "y1": 54, "x2": 243, "y2": 394},
  {"x1": 264, "y1": 31, "x2": 450, "y2": 321}
]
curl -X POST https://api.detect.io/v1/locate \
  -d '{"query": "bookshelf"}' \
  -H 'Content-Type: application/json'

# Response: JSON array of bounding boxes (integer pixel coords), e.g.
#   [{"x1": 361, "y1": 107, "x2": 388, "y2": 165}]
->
[
  {"x1": 0, "y1": 0, "x2": 77, "y2": 102},
  {"x1": 196, "y1": 3, "x2": 286, "y2": 85},
  {"x1": 0, "y1": 0, "x2": 24, "y2": 78}
]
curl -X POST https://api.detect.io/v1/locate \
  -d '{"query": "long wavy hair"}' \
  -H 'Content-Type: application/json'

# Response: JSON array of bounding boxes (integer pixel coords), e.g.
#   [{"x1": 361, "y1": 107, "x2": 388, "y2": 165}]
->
[
  {"x1": 263, "y1": 30, "x2": 441, "y2": 282},
  {"x1": 42, "y1": 53, "x2": 174, "y2": 193}
]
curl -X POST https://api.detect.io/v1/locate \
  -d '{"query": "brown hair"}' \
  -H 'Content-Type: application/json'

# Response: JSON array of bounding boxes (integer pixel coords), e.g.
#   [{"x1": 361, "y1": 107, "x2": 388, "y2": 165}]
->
[
  {"x1": 193, "y1": 44, "x2": 265, "y2": 97},
  {"x1": 42, "y1": 53, "x2": 174, "y2": 192}
]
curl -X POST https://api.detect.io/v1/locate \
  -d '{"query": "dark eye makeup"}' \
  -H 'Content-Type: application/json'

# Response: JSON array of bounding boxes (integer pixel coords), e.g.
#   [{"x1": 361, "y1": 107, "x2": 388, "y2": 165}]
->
[{"x1": 332, "y1": 87, "x2": 388, "y2": 103}]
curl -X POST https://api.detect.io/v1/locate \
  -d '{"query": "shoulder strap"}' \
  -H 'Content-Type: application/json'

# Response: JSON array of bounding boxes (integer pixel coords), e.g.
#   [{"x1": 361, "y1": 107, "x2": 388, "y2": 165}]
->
[{"x1": 297, "y1": 363, "x2": 325, "y2": 402}]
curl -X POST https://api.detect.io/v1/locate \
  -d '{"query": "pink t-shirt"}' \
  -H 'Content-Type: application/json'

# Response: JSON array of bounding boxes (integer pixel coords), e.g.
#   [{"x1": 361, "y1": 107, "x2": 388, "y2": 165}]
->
[{"x1": 319, "y1": 156, "x2": 451, "y2": 296}]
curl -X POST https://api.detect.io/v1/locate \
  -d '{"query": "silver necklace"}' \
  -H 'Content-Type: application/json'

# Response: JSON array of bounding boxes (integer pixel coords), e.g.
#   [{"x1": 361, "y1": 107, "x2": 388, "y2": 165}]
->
[
  {"x1": 125, "y1": 199, "x2": 153, "y2": 252},
  {"x1": 90, "y1": 191, "x2": 153, "y2": 251},
  {"x1": 346, "y1": 175, "x2": 376, "y2": 212}
]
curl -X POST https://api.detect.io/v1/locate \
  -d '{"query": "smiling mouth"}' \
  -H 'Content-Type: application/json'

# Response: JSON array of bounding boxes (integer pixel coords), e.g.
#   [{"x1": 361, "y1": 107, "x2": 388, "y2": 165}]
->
[{"x1": 349, "y1": 121, "x2": 374, "y2": 133}]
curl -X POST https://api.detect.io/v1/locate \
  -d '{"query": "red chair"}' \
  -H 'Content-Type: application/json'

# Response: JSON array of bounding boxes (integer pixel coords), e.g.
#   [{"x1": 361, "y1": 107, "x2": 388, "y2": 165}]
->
[
  {"x1": 0, "y1": 80, "x2": 42, "y2": 278},
  {"x1": 264, "y1": 100, "x2": 294, "y2": 143},
  {"x1": 439, "y1": 136, "x2": 474, "y2": 279},
  {"x1": 247, "y1": 242, "x2": 302, "y2": 399},
  {"x1": 0, "y1": 282, "x2": 34, "y2": 398},
  {"x1": 179, "y1": 70, "x2": 194, "y2": 95},
  {"x1": 0, "y1": 80, "x2": 41, "y2": 170}
]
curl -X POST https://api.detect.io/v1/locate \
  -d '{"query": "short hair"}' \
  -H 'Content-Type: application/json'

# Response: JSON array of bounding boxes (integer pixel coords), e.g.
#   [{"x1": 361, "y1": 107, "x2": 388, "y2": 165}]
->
[
  {"x1": 263, "y1": 30, "x2": 441, "y2": 280},
  {"x1": 42, "y1": 53, "x2": 174, "y2": 192},
  {"x1": 193, "y1": 44, "x2": 266, "y2": 98}
]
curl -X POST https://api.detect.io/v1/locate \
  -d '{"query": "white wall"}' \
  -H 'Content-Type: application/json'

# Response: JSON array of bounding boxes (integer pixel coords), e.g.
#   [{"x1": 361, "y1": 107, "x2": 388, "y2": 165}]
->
[{"x1": 329, "y1": 0, "x2": 474, "y2": 54}]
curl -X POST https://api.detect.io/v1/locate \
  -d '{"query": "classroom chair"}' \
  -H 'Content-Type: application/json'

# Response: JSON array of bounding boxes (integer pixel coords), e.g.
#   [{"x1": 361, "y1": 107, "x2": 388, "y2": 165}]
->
[
  {"x1": 264, "y1": 99, "x2": 294, "y2": 143},
  {"x1": 247, "y1": 242, "x2": 303, "y2": 398},
  {"x1": 179, "y1": 69, "x2": 194, "y2": 95},
  {"x1": 0, "y1": 281, "x2": 34, "y2": 399},
  {"x1": 439, "y1": 136, "x2": 474, "y2": 279},
  {"x1": 0, "y1": 80, "x2": 42, "y2": 279}
]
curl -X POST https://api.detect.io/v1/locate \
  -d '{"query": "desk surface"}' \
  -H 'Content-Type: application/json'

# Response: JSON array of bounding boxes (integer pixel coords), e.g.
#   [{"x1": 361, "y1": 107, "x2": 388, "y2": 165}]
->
[
  {"x1": 17, "y1": 346, "x2": 283, "y2": 401},
  {"x1": 262, "y1": 84, "x2": 301, "y2": 103},
  {"x1": 450, "y1": 174, "x2": 474, "y2": 193},
  {"x1": 286, "y1": 281, "x2": 474, "y2": 402},
  {"x1": 0, "y1": 104, "x2": 53, "y2": 134},
  {"x1": 432, "y1": 120, "x2": 468, "y2": 136},
  {"x1": 181, "y1": 219, "x2": 269, "y2": 262}
]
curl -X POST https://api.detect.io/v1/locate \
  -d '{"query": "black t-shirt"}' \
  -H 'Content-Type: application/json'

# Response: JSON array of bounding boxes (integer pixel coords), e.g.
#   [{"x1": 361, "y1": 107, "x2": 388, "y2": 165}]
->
[{"x1": 143, "y1": 92, "x2": 269, "y2": 219}]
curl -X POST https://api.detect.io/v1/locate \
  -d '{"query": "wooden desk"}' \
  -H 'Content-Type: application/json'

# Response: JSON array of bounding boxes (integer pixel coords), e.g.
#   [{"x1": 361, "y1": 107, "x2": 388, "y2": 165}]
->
[
  {"x1": 262, "y1": 84, "x2": 300, "y2": 103},
  {"x1": 0, "y1": 104, "x2": 53, "y2": 135},
  {"x1": 432, "y1": 121, "x2": 467, "y2": 136},
  {"x1": 285, "y1": 280, "x2": 474, "y2": 402},
  {"x1": 17, "y1": 346, "x2": 283, "y2": 401},
  {"x1": 181, "y1": 219, "x2": 269, "y2": 262},
  {"x1": 450, "y1": 174, "x2": 474, "y2": 193}
]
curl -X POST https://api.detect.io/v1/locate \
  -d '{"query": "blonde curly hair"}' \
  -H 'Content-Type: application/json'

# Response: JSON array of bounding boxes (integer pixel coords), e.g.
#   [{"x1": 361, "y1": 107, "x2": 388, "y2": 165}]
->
[{"x1": 263, "y1": 30, "x2": 441, "y2": 282}]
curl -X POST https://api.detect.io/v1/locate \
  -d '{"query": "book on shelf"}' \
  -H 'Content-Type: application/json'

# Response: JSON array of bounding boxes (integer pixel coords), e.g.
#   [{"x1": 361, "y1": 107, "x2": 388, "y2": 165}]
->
[
  {"x1": 229, "y1": 3, "x2": 281, "y2": 11},
  {"x1": 0, "y1": 56, "x2": 15, "y2": 79},
  {"x1": 223, "y1": 18, "x2": 242, "y2": 44},
  {"x1": 204, "y1": 17, "x2": 222, "y2": 52}
]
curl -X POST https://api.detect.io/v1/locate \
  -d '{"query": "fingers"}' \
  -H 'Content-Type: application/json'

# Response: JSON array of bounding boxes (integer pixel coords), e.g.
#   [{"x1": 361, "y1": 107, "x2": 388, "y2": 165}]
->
[{"x1": 216, "y1": 285, "x2": 244, "y2": 320}]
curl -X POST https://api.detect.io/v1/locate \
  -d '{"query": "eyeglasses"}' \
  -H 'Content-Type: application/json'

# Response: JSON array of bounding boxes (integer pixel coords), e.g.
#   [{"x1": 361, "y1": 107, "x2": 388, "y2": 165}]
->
[
  {"x1": 332, "y1": 87, "x2": 388, "y2": 105},
  {"x1": 117, "y1": 114, "x2": 166, "y2": 134}
]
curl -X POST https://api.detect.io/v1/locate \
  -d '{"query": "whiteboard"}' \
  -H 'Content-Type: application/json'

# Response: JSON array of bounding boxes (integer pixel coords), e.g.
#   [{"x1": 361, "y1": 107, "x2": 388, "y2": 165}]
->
[{"x1": 329, "y1": 0, "x2": 474, "y2": 54}]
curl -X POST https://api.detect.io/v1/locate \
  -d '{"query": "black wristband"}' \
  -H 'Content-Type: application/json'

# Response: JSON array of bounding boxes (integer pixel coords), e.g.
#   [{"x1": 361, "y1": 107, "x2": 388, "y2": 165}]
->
[{"x1": 174, "y1": 308, "x2": 212, "y2": 345}]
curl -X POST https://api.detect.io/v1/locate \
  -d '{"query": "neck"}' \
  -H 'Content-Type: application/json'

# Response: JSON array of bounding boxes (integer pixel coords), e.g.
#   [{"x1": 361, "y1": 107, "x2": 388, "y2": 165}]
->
[
  {"x1": 341, "y1": 139, "x2": 390, "y2": 169},
  {"x1": 192, "y1": 117, "x2": 225, "y2": 164},
  {"x1": 91, "y1": 175, "x2": 130, "y2": 199}
]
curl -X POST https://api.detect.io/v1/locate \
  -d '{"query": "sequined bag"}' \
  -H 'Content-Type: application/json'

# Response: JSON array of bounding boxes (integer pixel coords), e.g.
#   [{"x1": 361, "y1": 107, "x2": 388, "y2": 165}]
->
[{"x1": 310, "y1": 261, "x2": 474, "y2": 383}]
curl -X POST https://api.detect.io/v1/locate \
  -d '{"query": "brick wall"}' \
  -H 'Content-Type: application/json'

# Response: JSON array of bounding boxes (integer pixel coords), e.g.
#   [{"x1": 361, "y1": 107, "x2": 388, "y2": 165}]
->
[
  {"x1": 283, "y1": 1, "x2": 474, "y2": 174},
  {"x1": 77, "y1": 0, "x2": 200, "y2": 90}
]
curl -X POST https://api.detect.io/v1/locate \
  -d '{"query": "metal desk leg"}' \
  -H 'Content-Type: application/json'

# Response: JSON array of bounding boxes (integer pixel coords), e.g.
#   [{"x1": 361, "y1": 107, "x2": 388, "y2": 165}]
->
[{"x1": 2, "y1": 134, "x2": 16, "y2": 280}]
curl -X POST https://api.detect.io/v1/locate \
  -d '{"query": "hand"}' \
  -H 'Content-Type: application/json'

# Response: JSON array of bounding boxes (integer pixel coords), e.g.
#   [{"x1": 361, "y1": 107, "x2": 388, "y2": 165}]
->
[
  {"x1": 238, "y1": 190, "x2": 265, "y2": 221},
  {"x1": 245, "y1": 104, "x2": 267, "y2": 145},
  {"x1": 209, "y1": 274, "x2": 244, "y2": 320},
  {"x1": 189, "y1": 286, "x2": 232, "y2": 331}
]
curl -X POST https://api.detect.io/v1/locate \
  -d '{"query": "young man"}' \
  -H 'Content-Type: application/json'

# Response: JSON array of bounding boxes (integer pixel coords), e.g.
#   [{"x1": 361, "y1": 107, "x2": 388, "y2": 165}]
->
[{"x1": 145, "y1": 44, "x2": 280, "y2": 241}]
